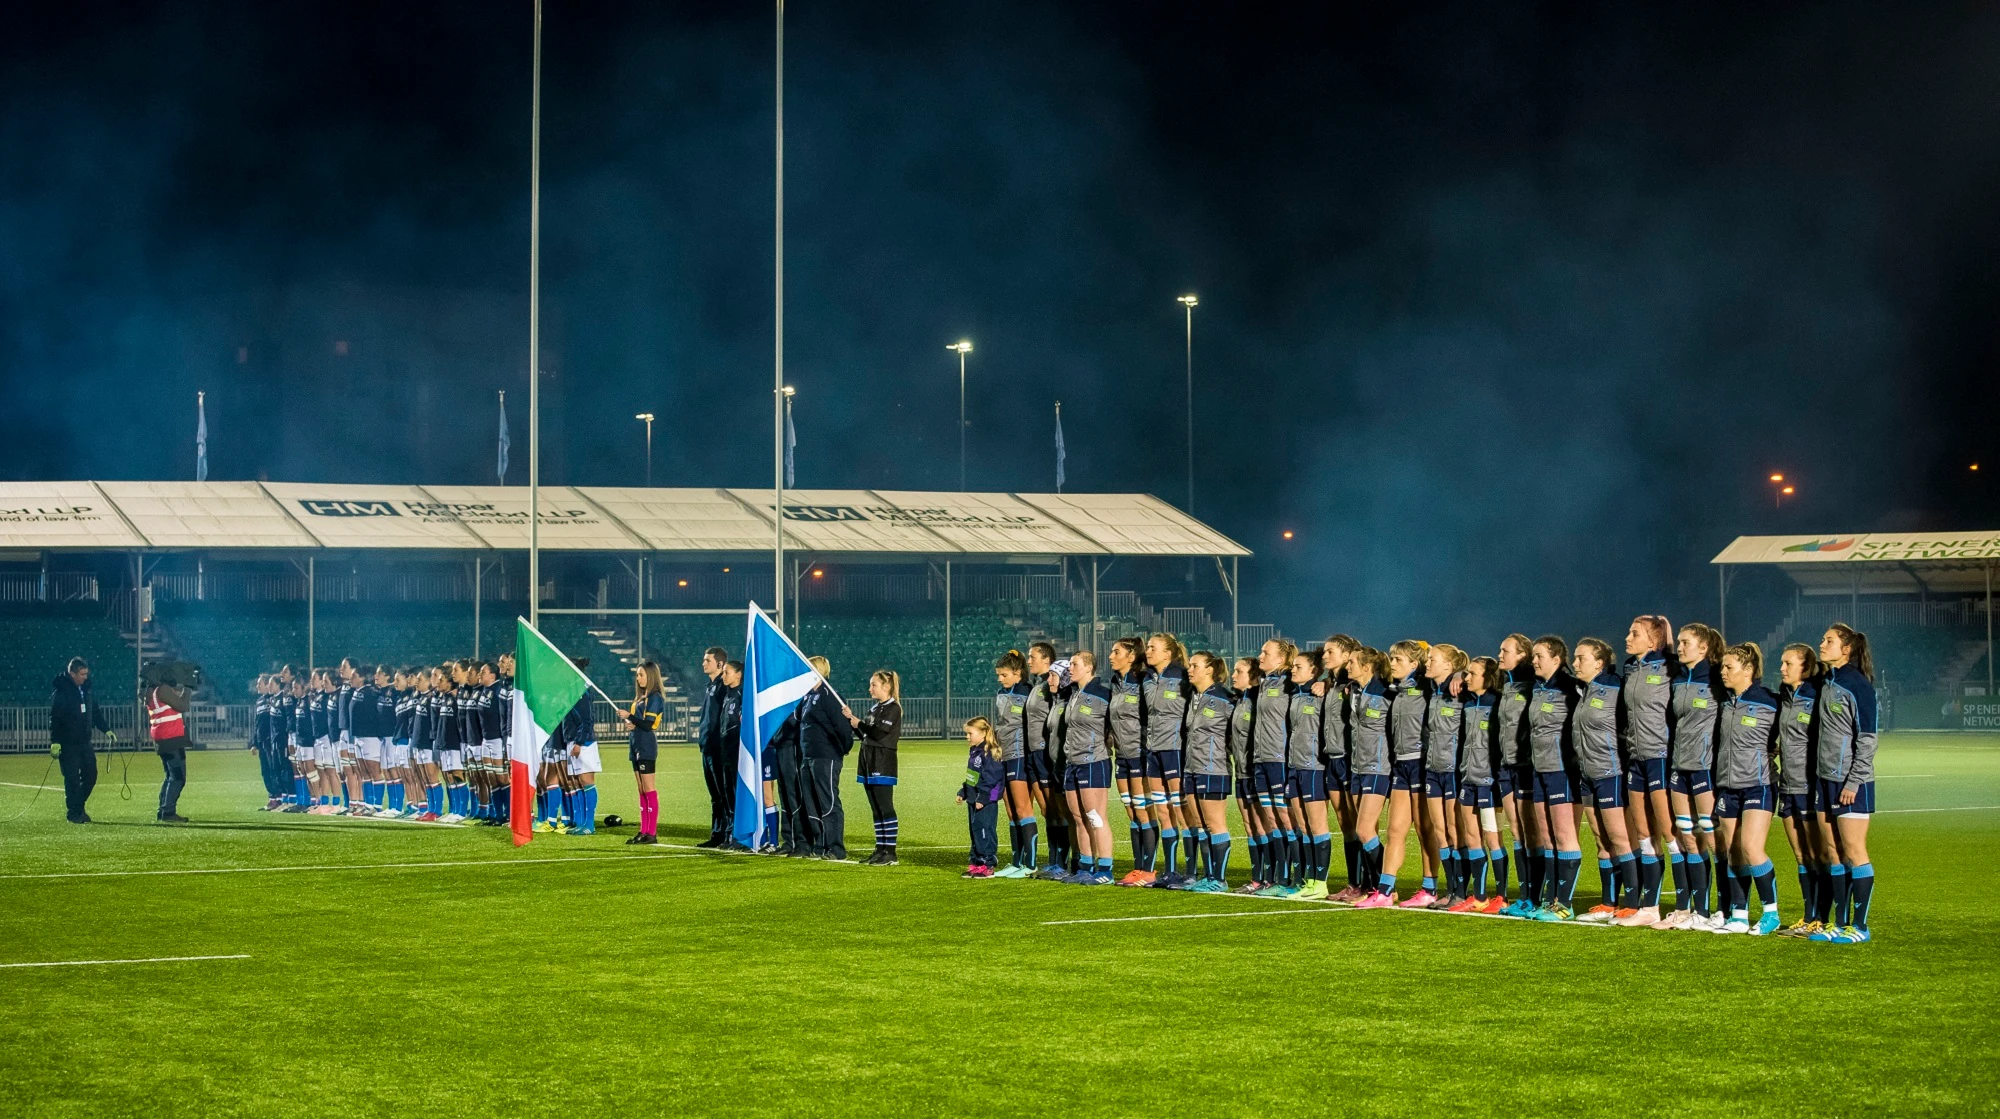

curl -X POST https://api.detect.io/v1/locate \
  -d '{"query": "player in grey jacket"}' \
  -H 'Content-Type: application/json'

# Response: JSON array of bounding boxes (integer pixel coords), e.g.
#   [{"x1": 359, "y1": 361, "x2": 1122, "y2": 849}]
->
[
  {"x1": 1712, "y1": 642, "x2": 1782, "y2": 935},
  {"x1": 1615, "y1": 615, "x2": 1676, "y2": 926},
  {"x1": 1181, "y1": 651, "x2": 1237, "y2": 892},
  {"x1": 1570, "y1": 638, "x2": 1637, "y2": 923},
  {"x1": 1811, "y1": 624, "x2": 1879, "y2": 944}
]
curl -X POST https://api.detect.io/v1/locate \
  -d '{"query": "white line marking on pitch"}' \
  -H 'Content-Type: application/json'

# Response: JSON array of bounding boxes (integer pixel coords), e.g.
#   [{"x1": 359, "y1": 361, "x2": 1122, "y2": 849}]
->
[
  {"x1": 1879, "y1": 804, "x2": 2000, "y2": 814},
  {"x1": 0, "y1": 954, "x2": 250, "y2": 969},
  {"x1": 0, "y1": 853, "x2": 698, "y2": 881},
  {"x1": 0, "y1": 781, "x2": 58, "y2": 790}
]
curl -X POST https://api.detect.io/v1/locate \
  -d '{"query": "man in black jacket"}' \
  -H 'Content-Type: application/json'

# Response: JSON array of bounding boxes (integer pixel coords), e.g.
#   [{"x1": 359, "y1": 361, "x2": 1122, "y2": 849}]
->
[
  {"x1": 797, "y1": 656, "x2": 856, "y2": 860},
  {"x1": 50, "y1": 657, "x2": 112, "y2": 823},
  {"x1": 695, "y1": 647, "x2": 731, "y2": 848}
]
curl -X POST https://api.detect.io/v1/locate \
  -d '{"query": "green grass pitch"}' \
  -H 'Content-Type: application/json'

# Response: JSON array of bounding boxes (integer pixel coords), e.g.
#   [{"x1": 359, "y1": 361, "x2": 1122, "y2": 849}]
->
[{"x1": 0, "y1": 735, "x2": 1994, "y2": 1118}]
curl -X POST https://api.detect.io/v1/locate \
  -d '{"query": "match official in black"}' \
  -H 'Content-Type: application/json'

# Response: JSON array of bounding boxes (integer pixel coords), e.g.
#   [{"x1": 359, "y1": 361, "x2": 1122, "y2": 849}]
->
[
  {"x1": 696, "y1": 646, "x2": 731, "y2": 848},
  {"x1": 50, "y1": 657, "x2": 111, "y2": 823}
]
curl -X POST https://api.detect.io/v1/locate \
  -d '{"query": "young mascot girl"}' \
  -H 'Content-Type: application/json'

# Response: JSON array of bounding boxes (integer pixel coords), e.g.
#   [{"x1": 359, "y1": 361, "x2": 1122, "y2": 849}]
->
[
  {"x1": 1809, "y1": 623, "x2": 1878, "y2": 944},
  {"x1": 1712, "y1": 643, "x2": 1783, "y2": 935},
  {"x1": 1181, "y1": 651, "x2": 1237, "y2": 893},
  {"x1": 625, "y1": 661, "x2": 666, "y2": 845}
]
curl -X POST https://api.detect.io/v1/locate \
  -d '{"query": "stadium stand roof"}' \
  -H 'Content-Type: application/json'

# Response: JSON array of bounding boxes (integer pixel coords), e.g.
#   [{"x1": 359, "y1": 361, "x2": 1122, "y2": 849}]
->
[
  {"x1": 1712, "y1": 531, "x2": 2000, "y2": 595},
  {"x1": 0, "y1": 482, "x2": 1251, "y2": 559}
]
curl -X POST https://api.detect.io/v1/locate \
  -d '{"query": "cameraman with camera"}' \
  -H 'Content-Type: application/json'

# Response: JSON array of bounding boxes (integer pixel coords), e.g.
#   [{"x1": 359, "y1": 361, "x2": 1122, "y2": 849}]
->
[
  {"x1": 146, "y1": 663, "x2": 198, "y2": 823},
  {"x1": 50, "y1": 656, "x2": 112, "y2": 823}
]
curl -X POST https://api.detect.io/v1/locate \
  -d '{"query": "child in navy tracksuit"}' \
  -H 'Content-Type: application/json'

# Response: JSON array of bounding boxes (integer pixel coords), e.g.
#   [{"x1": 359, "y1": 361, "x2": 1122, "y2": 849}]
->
[{"x1": 959, "y1": 717, "x2": 1005, "y2": 877}]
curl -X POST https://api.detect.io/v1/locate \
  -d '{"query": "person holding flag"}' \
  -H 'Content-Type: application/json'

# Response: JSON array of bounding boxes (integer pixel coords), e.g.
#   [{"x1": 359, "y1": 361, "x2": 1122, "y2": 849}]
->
[
  {"x1": 509, "y1": 618, "x2": 597, "y2": 847},
  {"x1": 732, "y1": 603, "x2": 842, "y2": 853}
]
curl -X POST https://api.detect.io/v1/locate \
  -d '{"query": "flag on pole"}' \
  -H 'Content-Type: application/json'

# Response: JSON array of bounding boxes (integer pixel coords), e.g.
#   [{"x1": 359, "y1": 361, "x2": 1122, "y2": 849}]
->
[
  {"x1": 497, "y1": 390, "x2": 511, "y2": 481},
  {"x1": 734, "y1": 601, "x2": 828, "y2": 849},
  {"x1": 1054, "y1": 400, "x2": 1065, "y2": 493},
  {"x1": 195, "y1": 391, "x2": 208, "y2": 482},
  {"x1": 509, "y1": 617, "x2": 591, "y2": 847},
  {"x1": 784, "y1": 399, "x2": 796, "y2": 488}
]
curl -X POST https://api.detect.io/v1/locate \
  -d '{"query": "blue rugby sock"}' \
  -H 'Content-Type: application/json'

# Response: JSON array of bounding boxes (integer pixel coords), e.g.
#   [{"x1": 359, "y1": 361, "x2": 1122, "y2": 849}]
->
[
  {"x1": 1160, "y1": 828, "x2": 1179, "y2": 875},
  {"x1": 1344, "y1": 836, "x2": 1362, "y2": 886},
  {"x1": 1597, "y1": 858, "x2": 1615, "y2": 904},
  {"x1": 1022, "y1": 818, "x2": 1038, "y2": 868},
  {"x1": 1554, "y1": 850, "x2": 1583, "y2": 907},
  {"x1": 1848, "y1": 863, "x2": 1873, "y2": 929},
  {"x1": 1750, "y1": 858, "x2": 1776, "y2": 916},
  {"x1": 1492, "y1": 845, "x2": 1511, "y2": 899},
  {"x1": 1615, "y1": 853, "x2": 1638, "y2": 908},
  {"x1": 1310, "y1": 833, "x2": 1332, "y2": 881},
  {"x1": 1468, "y1": 848, "x2": 1490, "y2": 899},
  {"x1": 1209, "y1": 832, "x2": 1232, "y2": 882}
]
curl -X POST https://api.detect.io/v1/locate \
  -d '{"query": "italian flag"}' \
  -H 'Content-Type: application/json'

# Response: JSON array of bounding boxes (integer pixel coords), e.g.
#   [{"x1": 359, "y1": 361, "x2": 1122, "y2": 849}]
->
[{"x1": 509, "y1": 617, "x2": 592, "y2": 848}]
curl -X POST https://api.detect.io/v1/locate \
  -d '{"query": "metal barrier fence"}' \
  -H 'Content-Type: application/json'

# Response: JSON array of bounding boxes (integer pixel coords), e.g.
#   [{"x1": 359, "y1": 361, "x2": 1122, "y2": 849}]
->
[{"x1": 1, "y1": 693, "x2": 1044, "y2": 753}]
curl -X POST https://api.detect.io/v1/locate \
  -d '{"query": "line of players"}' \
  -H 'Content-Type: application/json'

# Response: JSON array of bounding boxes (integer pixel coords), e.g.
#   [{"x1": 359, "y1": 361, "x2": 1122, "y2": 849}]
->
[
  {"x1": 245, "y1": 653, "x2": 605, "y2": 832},
  {"x1": 985, "y1": 620, "x2": 1879, "y2": 942}
]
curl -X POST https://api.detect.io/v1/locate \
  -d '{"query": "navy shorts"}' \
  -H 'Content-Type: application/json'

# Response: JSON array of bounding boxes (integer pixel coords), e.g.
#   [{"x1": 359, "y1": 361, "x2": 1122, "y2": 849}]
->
[
  {"x1": 1287, "y1": 767, "x2": 1328, "y2": 803},
  {"x1": 1777, "y1": 792, "x2": 1813, "y2": 820},
  {"x1": 1624, "y1": 757, "x2": 1668, "y2": 794},
  {"x1": 761, "y1": 751, "x2": 777, "y2": 782},
  {"x1": 1455, "y1": 782, "x2": 1494, "y2": 810},
  {"x1": 1531, "y1": 769, "x2": 1572, "y2": 805},
  {"x1": 1350, "y1": 771, "x2": 1391, "y2": 798},
  {"x1": 1144, "y1": 749, "x2": 1182, "y2": 781},
  {"x1": 1816, "y1": 778, "x2": 1874, "y2": 817},
  {"x1": 1716, "y1": 783, "x2": 1775, "y2": 818},
  {"x1": 630, "y1": 751, "x2": 657, "y2": 775},
  {"x1": 1063, "y1": 759, "x2": 1112, "y2": 791},
  {"x1": 1114, "y1": 756, "x2": 1143, "y2": 782},
  {"x1": 1668, "y1": 767, "x2": 1713, "y2": 797},
  {"x1": 1587, "y1": 775, "x2": 1627, "y2": 810},
  {"x1": 1189, "y1": 772, "x2": 1232, "y2": 801},
  {"x1": 1251, "y1": 761, "x2": 1287, "y2": 797},
  {"x1": 1326, "y1": 755, "x2": 1351, "y2": 789},
  {"x1": 1003, "y1": 755, "x2": 1029, "y2": 784},
  {"x1": 1423, "y1": 769, "x2": 1457, "y2": 799},
  {"x1": 1493, "y1": 764, "x2": 1518, "y2": 797},
  {"x1": 1027, "y1": 751, "x2": 1055, "y2": 787},
  {"x1": 1391, "y1": 758, "x2": 1423, "y2": 792}
]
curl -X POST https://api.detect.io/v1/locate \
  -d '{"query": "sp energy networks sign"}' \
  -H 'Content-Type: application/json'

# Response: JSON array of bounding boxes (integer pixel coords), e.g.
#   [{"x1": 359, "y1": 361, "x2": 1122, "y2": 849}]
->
[{"x1": 1715, "y1": 531, "x2": 2000, "y2": 565}]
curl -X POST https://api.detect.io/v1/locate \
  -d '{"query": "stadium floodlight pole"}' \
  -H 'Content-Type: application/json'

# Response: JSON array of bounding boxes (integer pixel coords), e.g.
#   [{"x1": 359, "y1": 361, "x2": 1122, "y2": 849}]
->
[
  {"x1": 1178, "y1": 294, "x2": 1198, "y2": 588},
  {"x1": 1177, "y1": 295, "x2": 1197, "y2": 512},
  {"x1": 526, "y1": 0, "x2": 543, "y2": 629},
  {"x1": 773, "y1": 0, "x2": 785, "y2": 633},
  {"x1": 635, "y1": 413, "x2": 654, "y2": 487},
  {"x1": 947, "y1": 341, "x2": 972, "y2": 490}
]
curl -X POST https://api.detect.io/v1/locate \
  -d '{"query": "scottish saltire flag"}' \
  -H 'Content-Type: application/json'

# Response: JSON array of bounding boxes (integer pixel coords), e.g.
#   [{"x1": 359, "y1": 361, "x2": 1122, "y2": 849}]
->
[
  {"x1": 195, "y1": 392, "x2": 208, "y2": 482},
  {"x1": 497, "y1": 391, "x2": 511, "y2": 481},
  {"x1": 783, "y1": 403, "x2": 796, "y2": 488},
  {"x1": 1054, "y1": 401, "x2": 1065, "y2": 492},
  {"x1": 734, "y1": 602, "x2": 824, "y2": 849},
  {"x1": 510, "y1": 617, "x2": 590, "y2": 847}
]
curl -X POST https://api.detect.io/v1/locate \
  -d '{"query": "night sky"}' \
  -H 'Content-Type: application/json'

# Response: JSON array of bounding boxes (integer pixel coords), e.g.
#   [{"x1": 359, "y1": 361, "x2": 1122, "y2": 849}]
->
[{"x1": 2, "y1": 2, "x2": 1996, "y2": 638}]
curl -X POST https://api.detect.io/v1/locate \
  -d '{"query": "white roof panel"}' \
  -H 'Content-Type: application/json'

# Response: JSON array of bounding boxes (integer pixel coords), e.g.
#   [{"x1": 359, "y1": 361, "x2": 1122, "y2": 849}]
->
[
  {"x1": 580, "y1": 487, "x2": 774, "y2": 552},
  {"x1": 0, "y1": 482, "x2": 146, "y2": 548},
  {"x1": 727, "y1": 489, "x2": 958, "y2": 554},
  {"x1": 98, "y1": 482, "x2": 315, "y2": 549},
  {"x1": 1713, "y1": 532, "x2": 2000, "y2": 565},
  {"x1": 1017, "y1": 493, "x2": 1250, "y2": 557},
  {"x1": 259, "y1": 483, "x2": 483, "y2": 549},
  {"x1": 415, "y1": 485, "x2": 640, "y2": 550},
  {"x1": 865, "y1": 491, "x2": 1106, "y2": 555}
]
